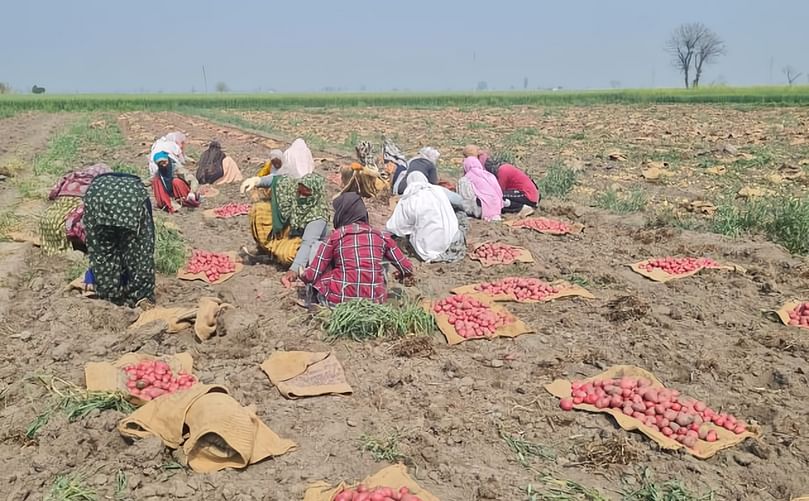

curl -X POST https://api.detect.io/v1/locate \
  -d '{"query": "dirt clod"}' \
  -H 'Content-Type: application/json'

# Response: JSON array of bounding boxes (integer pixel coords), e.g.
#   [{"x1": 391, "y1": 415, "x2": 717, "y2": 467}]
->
[{"x1": 604, "y1": 295, "x2": 650, "y2": 322}]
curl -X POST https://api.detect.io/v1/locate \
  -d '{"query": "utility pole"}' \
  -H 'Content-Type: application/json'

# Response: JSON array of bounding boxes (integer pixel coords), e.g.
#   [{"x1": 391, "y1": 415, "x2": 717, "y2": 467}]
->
[
  {"x1": 769, "y1": 57, "x2": 774, "y2": 84},
  {"x1": 202, "y1": 66, "x2": 208, "y2": 94}
]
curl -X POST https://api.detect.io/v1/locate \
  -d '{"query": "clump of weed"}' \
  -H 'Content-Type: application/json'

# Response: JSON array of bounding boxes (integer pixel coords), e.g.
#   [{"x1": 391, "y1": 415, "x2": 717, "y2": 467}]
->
[
  {"x1": 595, "y1": 187, "x2": 647, "y2": 213},
  {"x1": 46, "y1": 471, "x2": 97, "y2": 501},
  {"x1": 153, "y1": 216, "x2": 187, "y2": 274},
  {"x1": 538, "y1": 164, "x2": 577, "y2": 198},
  {"x1": 622, "y1": 468, "x2": 714, "y2": 501},
  {"x1": 712, "y1": 195, "x2": 809, "y2": 255},
  {"x1": 359, "y1": 432, "x2": 407, "y2": 463},
  {"x1": 498, "y1": 426, "x2": 555, "y2": 467}
]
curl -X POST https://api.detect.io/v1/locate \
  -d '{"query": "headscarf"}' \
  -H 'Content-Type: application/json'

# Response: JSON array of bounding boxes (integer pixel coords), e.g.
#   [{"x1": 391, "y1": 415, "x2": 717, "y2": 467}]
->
[
  {"x1": 462, "y1": 144, "x2": 480, "y2": 158},
  {"x1": 355, "y1": 141, "x2": 376, "y2": 168},
  {"x1": 153, "y1": 151, "x2": 170, "y2": 164},
  {"x1": 462, "y1": 157, "x2": 504, "y2": 221},
  {"x1": 418, "y1": 147, "x2": 440, "y2": 165},
  {"x1": 148, "y1": 135, "x2": 184, "y2": 177},
  {"x1": 196, "y1": 141, "x2": 226, "y2": 184},
  {"x1": 386, "y1": 171, "x2": 458, "y2": 262},
  {"x1": 165, "y1": 132, "x2": 187, "y2": 147},
  {"x1": 271, "y1": 173, "x2": 329, "y2": 236},
  {"x1": 269, "y1": 149, "x2": 283, "y2": 163},
  {"x1": 277, "y1": 139, "x2": 315, "y2": 179},
  {"x1": 48, "y1": 163, "x2": 112, "y2": 200},
  {"x1": 332, "y1": 192, "x2": 368, "y2": 229}
]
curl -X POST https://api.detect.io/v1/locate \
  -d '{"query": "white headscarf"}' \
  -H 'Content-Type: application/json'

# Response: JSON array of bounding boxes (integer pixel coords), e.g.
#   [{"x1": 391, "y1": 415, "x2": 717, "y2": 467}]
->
[
  {"x1": 418, "y1": 147, "x2": 440, "y2": 164},
  {"x1": 386, "y1": 171, "x2": 458, "y2": 262},
  {"x1": 277, "y1": 139, "x2": 315, "y2": 179},
  {"x1": 148, "y1": 133, "x2": 186, "y2": 177}
]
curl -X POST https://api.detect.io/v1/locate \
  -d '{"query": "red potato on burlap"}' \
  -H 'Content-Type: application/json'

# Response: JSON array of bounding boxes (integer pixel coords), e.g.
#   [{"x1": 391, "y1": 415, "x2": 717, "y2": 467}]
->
[
  {"x1": 474, "y1": 277, "x2": 560, "y2": 302},
  {"x1": 212, "y1": 202, "x2": 250, "y2": 218},
  {"x1": 470, "y1": 242, "x2": 527, "y2": 265},
  {"x1": 333, "y1": 485, "x2": 423, "y2": 501},
  {"x1": 123, "y1": 359, "x2": 197, "y2": 401},
  {"x1": 185, "y1": 249, "x2": 237, "y2": 282},
  {"x1": 639, "y1": 256, "x2": 720, "y2": 275},
  {"x1": 433, "y1": 294, "x2": 512, "y2": 339}
]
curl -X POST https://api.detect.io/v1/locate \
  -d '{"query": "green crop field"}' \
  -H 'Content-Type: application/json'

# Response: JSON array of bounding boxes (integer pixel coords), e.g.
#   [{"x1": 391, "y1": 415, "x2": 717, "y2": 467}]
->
[{"x1": 1, "y1": 86, "x2": 809, "y2": 113}]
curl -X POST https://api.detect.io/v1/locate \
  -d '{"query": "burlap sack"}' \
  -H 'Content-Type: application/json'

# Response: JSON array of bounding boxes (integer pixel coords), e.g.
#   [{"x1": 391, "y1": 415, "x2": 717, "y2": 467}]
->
[
  {"x1": 505, "y1": 217, "x2": 584, "y2": 235},
  {"x1": 129, "y1": 307, "x2": 197, "y2": 333},
  {"x1": 177, "y1": 251, "x2": 243, "y2": 284},
  {"x1": 118, "y1": 383, "x2": 224, "y2": 448},
  {"x1": 775, "y1": 300, "x2": 808, "y2": 329},
  {"x1": 468, "y1": 241, "x2": 534, "y2": 268},
  {"x1": 261, "y1": 352, "x2": 353, "y2": 399},
  {"x1": 452, "y1": 279, "x2": 594, "y2": 303},
  {"x1": 85, "y1": 352, "x2": 194, "y2": 397},
  {"x1": 629, "y1": 260, "x2": 745, "y2": 283},
  {"x1": 545, "y1": 365, "x2": 762, "y2": 459},
  {"x1": 182, "y1": 391, "x2": 297, "y2": 472},
  {"x1": 304, "y1": 464, "x2": 440, "y2": 501},
  {"x1": 194, "y1": 296, "x2": 234, "y2": 341},
  {"x1": 426, "y1": 297, "x2": 533, "y2": 345}
]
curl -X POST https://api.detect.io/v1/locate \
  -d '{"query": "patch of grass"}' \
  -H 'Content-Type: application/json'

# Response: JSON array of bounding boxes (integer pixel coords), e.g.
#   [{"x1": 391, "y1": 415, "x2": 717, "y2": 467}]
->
[
  {"x1": 110, "y1": 162, "x2": 141, "y2": 177},
  {"x1": 318, "y1": 298, "x2": 435, "y2": 342},
  {"x1": 730, "y1": 148, "x2": 776, "y2": 171},
  {"x1": 0, "y1": 156, "x2": 27, "y2": 177},
  {"x1": 569, "y1": 132, "x2": 586, "y2": 140},
  {"x1": 645, "y1": 208, "x2": 703, "y2": 231},
  {"x1": 0, "y1": 211, "x2": 22, "y2": 239},
  {"x1": 565, "y1": 274, "x2": 590, "y2": 287},
  {"x1": 712, "y1": 195, "x2": 809, "y2": 254},
  {"x1": 45, "y1": 471, "x2": 97, "y2": 501},
  {"x1": 114, "y1": 470, "x2": 127, "y2": 500},
  {"x1": 595, "y1": 188, "x2": 647, "y2": 213},
  {"x1": 526, "y1": 475, "x2": 608, "y2": 501},
  {"x1": 26, "y1": 375, "x2": 134, "y2": 439},
  {"x1": 153, "y1": 216, "x2": 187, "y2": 274},
  {"x1": 66, "y1": 257, "x2": 89, "y2": 282},
  {"x1": 33, "y1": 116, "x2": 125, "y2": 179},
  {"x1": 343, "y1": 131, "x2": 360, "y2": 149},
  {"x1": 498, "y1": 427, "x2": 555, "y2": 467},
  {"x1": 467, "y1": 122, "x2": 493, "y2": 130},
  {"x1": 537, "y1": 164, "x2": 577, "y2": 199},
  {"x1": 11, "y1": 177, "x2": 42, "y2": 199},
  {"x1": 622, "y1": 468, "x2": 714, "y2": 501},
  {"x1": 359, "y1": 432, "x2": 407, "y2": 463}
]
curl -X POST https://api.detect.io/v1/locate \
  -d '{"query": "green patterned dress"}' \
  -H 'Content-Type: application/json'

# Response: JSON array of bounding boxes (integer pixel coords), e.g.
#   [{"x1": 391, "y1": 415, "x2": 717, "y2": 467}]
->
[{"x1": 83, "y1": 173, "x2": 155, "y2": 306}]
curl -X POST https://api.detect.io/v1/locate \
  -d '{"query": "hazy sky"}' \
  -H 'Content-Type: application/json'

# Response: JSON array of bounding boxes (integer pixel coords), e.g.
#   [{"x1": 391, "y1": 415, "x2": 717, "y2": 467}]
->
[{"x1": 3, "y1": 0, "x2": 808, "y2": 93}]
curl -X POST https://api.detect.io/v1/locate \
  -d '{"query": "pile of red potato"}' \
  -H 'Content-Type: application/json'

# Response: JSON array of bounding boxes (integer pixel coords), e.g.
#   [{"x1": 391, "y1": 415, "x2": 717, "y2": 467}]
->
[
  {"x1": 471, "y1": 242, "x2": 523, "y2": 264},
  {"x1": 513, "y1": 217, "x2": 571, "y2": 234},
  {"x1": 333, "y1": 486, "x2": 422, "y2": 501},
  {"x1": 639, "y1": 257, "x2": 719, "y2": 275},
  {"x1": 123, "y1": 360, "x2": 197, "y2": 401},
  {"x1": 213, "y1": 202, "x2": 250, "y2": 218},
  {"x1": 433, "y1": 294, "x2": 511, "y2": 338},
  {"x1": 788, "y1": 302, "x2": 809, "y2": 328},
  {"x1": 186, "y1": 249, "x2": 237, "y2": 281},
  {"x1": 559, "y1": 376, "x2": 749, "y2": 448},
  {"x1": 475, "y1": 277, "x2": 560, "y2": 301}
]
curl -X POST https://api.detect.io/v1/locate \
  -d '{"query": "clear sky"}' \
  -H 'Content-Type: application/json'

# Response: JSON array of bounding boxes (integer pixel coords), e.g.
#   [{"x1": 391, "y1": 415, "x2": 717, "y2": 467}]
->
[{"x1": 2, "y1": 0, "x2": 808, "y2": 93}]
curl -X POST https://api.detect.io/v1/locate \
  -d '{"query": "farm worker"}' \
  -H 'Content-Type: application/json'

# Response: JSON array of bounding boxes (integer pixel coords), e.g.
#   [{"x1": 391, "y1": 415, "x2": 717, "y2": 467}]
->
[
  {"x1": 301, "y1": 192, "x2": 413, "y2": 306},
  {"x1": 240, "y1": 138, "x2": 315, "y2": 192},
  {"x1": 339, "y1": 141, "x2": 388, "y2": 198},
  {"x1": 386, "y1": 171, "x2": 468, "y2": 263},
  {"x1": 457, "y1": 156, "x2": 504, "y2": 221},
  {"x1": 242, "y1": 171, "x2": 330, "y2": 285},
  {"x1": 148, "y1": 132, "x2": 187, "y2": 178},
  {"x1": 151, "y1": 151, "x2": 200, "y2": 213},
  {"x1": 255, "y1": 149, "x2": 284, "y2": 178},
  {"x1": 393, "y1": 146, "x2": 439, "y2": 194},
  {"x1": 39, "y1": 163, "x2": 111, "y2": 255},
  {"x1": 479, "y1": 151, "x2": 540, "y2": 217},
  {"x1": 383, "y1": 137, "x2": 408, "y2": 192},
  {"x1": 195, "y1": 140, "x2": 243, "y2": 185},
  {"x1": 82, "y1": 172, "x2": 155, "y2": 308}
]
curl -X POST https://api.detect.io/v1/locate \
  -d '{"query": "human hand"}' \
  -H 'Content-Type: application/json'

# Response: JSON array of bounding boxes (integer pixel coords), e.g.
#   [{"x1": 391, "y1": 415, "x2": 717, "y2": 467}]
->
[
  {"x1": 281, "y1": 270, "x2": 297, "y2": 288},
  {"x1": 240, "y1": 176, "x2": 261, "y2": 194},
  {"x1": 186, "y1": 192, "x2": 197, "y2": 202}
]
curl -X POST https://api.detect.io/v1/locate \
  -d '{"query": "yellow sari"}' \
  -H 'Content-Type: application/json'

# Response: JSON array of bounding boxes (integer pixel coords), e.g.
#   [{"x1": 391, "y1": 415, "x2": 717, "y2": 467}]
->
[{"x1": 248, "y1": 187, "x2": 302, "y2": 266}]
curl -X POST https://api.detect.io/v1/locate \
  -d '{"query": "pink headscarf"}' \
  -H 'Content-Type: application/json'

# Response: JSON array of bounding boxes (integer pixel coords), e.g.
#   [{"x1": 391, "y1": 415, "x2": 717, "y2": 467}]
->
[{"x1": 463, "y1": 157, "x2": 503, "y2": 221}]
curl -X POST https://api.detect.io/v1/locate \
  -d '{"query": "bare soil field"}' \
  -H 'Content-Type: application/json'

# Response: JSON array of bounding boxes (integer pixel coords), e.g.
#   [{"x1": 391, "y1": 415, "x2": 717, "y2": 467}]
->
[{"x1": 0, "y1": 107, "x2": 808, "y2": 501}]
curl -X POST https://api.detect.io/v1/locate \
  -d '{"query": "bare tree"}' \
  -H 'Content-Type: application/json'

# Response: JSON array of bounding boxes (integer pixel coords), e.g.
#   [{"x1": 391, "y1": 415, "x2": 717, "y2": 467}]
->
[
  {"x1": 692, "y1": 27, "x2": 725, "y2": 87},
  {"x1": 666, "y1": 23, "x2": 725, "y2": 88},
  {"x1": 783, "y1": 65, "x2": 803, "y2": 86},
  {"x1": 0, "y1": 82, "x2": 10, "y2": 94},
  {"x1": 215, "y1": 82, "x2": 229, "y2": 93}
]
